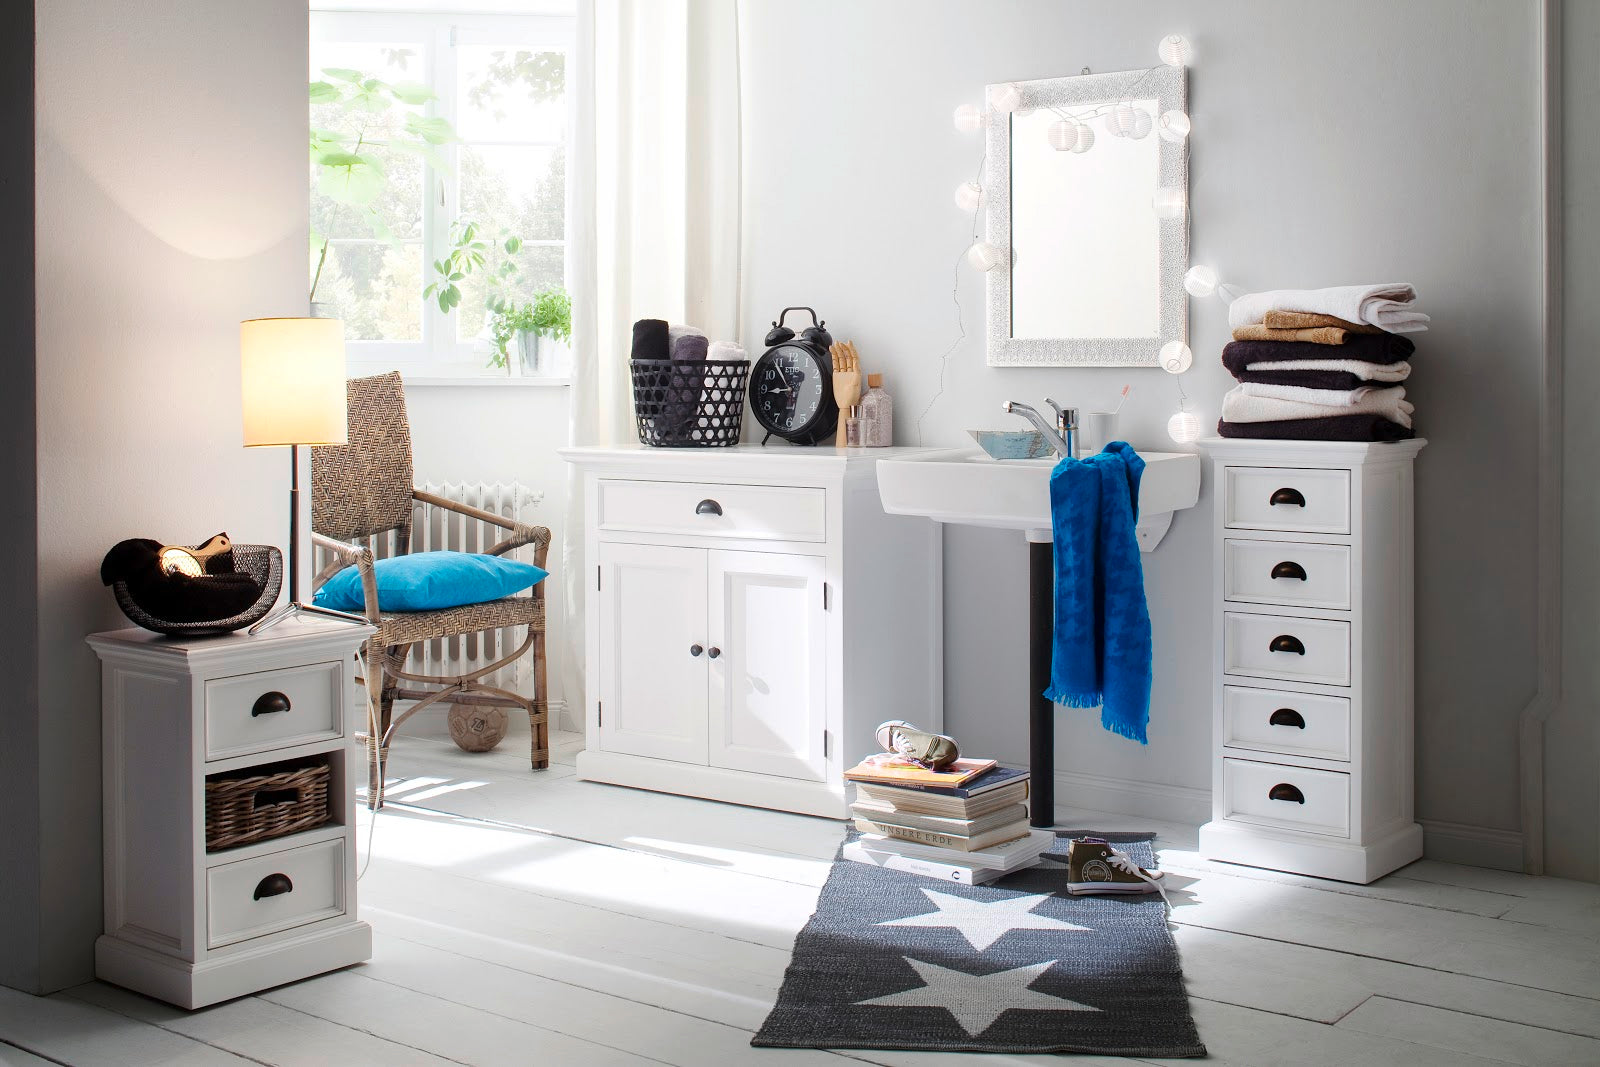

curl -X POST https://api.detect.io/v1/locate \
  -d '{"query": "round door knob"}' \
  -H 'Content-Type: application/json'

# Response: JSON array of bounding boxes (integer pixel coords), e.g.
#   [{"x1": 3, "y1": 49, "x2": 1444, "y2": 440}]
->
[
  {"x1": 1269, "y1": 634, "x2": 1306, "y2": 656},
  {"x1": 695, "y1": 499, "x2": 723, "y2": 516},
  {"x1": 1269, "y1": 487, "x2": 1306, "y2": 508},
  {"x1": 690, "y1": 644, "x2": 704, "y2": 657},
  {"x1": 1268, "y1": 783, "x2": 1306, "y2": 804},
  {"x1": 1269, "y1": 708, "x2": 1307, "y2": 729},
  {"x1": 1271, "y1": 561, "x2": 1308, "y2": 581},
  {"x1": 251, "y1": 691, "x2": 291, "y2": 717},
  {"x1": 707, "y1": 647, "x2": 721, "y2": 659},
  {"x1": 253, "y1": 873, "x2": 294, "y2": 900}
]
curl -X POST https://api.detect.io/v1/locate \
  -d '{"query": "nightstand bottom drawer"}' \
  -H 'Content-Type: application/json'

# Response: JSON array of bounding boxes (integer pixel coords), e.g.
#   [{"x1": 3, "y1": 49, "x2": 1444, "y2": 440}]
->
[
  {"x1": 207, "y1": 838, "x2": 346, "y2": 949},
  {"x1": 1222, "y1": 757, "x2": 1350, "y2": 838}
]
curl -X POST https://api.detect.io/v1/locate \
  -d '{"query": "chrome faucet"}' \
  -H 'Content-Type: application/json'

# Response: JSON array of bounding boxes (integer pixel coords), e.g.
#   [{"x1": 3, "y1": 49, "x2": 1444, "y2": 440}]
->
[{"x1": 1003, "y1": 399, "x2": 1078, "y2": 458}]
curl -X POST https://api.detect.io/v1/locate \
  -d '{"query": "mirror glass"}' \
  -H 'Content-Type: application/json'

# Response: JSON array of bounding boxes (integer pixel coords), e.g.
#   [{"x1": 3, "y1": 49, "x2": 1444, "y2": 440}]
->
[{"x1": 985, "y1": 68, "x2": 1187, "y2": 366}]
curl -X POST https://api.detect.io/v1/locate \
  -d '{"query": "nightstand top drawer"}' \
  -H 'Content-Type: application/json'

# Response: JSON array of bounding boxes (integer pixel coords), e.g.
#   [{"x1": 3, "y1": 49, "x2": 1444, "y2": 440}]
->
[
  {"x1": 206, "y1": 661, "x2": 343, "y2": 761},
  {"x1": 1224, "y1": 466, "x2": 1350, "y2": 535},
  {"x1": 206, "y1": 837, "x2": 345, "y2": 949},
  {"x1": 596, "y1": 479, "x2": 826, "y2": 543}
]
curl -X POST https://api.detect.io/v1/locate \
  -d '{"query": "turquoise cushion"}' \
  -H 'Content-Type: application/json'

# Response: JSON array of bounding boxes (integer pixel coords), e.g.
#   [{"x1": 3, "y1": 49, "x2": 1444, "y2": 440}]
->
[{"x1": 313, "y1": 551, "x2": 547, "y2": 613}]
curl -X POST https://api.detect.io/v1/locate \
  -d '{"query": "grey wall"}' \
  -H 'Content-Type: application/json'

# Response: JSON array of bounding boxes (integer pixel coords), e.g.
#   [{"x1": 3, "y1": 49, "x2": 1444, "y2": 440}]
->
[
  {"x1": 4, "y1": 0, "x2": 308, "y2": 993},
  {"x1": 1548, "y1": 1, "x2": 1600, "y2": 882},
  {"x1": 0, "y1": 0, "x2": 39, "y2": 995},
  {"x1": 740, "y1": 0, "x2": 1556, "y2": 868}
]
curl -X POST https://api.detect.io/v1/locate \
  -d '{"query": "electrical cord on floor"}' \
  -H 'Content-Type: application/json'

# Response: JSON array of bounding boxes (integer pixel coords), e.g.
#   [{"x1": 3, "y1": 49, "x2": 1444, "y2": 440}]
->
[{"x1": 356, "y1": 669, "x2": 386, "y2": 882}]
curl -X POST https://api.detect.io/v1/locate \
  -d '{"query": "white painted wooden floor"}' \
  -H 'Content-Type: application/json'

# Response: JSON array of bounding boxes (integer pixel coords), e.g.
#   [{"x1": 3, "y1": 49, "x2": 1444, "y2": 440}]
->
[{"x1": 5, "y1": 731, "x2": 1600, "y2": 1066}]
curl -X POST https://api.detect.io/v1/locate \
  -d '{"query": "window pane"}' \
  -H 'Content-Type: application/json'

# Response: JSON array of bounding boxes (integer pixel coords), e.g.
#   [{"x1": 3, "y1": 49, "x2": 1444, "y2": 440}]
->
[
  {"x1": 460, "y1": 145, "x2": 565, "y2": 241},
  {"x1": 310, "y1": 42, "x2": 428, "y2": 244},
  {"x1": 314, "y1": 241, "x2": 424, "y2": 342},
  {"x1": 454, "y1": 244, "x2": 565, "y2": 344},
  {"x1": 457, "y1": 45, "x2": 566, "y2": 142}
]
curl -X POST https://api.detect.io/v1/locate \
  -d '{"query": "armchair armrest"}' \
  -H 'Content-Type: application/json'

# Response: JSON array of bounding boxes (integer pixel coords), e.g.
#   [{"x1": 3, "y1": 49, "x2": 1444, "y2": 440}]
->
[
  {"x1": 311, "y1": 531, "x2": 381, "y2": 624},
  {"x1": 412, "y1": 488, "x2": 552, "y2": 568}
]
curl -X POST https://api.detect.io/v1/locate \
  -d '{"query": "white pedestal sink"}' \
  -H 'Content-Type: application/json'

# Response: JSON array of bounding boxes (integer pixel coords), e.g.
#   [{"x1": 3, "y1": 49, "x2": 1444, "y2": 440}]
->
[
  {"x1": 874, "y1": 446, "x2": 1201, "y2": 827},
  {"x1": 876, "y1": 447, "x2": 1200, "y2": 548}
]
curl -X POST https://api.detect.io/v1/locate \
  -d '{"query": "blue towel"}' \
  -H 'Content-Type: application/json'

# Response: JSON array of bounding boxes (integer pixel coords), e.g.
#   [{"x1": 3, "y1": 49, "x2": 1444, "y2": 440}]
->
[{"x1": 1042, "y1": 441, "x2": 1154, "y2": 743}]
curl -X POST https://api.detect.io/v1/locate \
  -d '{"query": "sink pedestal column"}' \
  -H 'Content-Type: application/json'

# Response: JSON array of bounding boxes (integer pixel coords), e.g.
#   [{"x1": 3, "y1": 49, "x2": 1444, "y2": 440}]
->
[{"x1": 1027, "y1": 535, "x2": 1055, "y2": 828}]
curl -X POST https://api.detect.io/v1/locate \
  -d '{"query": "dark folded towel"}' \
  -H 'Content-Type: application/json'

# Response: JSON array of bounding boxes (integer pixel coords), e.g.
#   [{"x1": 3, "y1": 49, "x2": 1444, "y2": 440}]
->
[
  {"x1": 1217, "y1": 415, "x2": 1415, "y2": 442},
  {"x1": 1223, "y1": 332, "x2": 1414, "y2": 369},
  {"x1": 631, "y1": 318, "x2": 670, "y2": 362},
  {"x1": 1232, "y1": 366, "x2": 1374, "y2": 390},
  {"x1": 672, "y1": 333, "x2": 710, "y2": 361}
]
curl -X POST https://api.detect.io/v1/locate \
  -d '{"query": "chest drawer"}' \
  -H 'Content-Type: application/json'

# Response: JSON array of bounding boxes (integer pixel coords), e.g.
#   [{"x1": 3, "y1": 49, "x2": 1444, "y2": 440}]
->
[
  {"x1": 596, "y1": 479, "x2": 826, "y2": 543},
  {"x1": 1224, "y1": 466, "x2": 1350, "y2": 534},
  {"x1": 205, "y1": 662, "x2": 343, "y2": 761},
  {"x1": 1223, "y1": 611, "x2": 1351, "y2": 686},
  {"x1": 1223, "y1": 684, "x2": 1351, "y2": 762},
  {"x1": 1223, "y1": 757, "x2": 1350, "y2": 838},
  {"x1": 206, "y1": 838, "x2": 346, "y2": 948},
  {"x1": 1224, "y1": 539, "x2": 1352, "y2": 610}
]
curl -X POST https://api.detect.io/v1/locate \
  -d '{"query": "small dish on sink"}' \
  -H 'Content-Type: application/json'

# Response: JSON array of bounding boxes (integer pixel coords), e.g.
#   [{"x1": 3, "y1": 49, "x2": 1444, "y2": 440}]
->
[{"x1": 967, "y1": 429, "x2": 1053, "y2": 461}]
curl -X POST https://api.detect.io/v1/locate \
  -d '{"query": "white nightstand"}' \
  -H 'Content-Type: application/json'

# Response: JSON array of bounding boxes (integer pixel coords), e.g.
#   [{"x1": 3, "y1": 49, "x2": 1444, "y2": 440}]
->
[{"x1": 88, "y1": 615, "x2": 375, "y2": 1009}]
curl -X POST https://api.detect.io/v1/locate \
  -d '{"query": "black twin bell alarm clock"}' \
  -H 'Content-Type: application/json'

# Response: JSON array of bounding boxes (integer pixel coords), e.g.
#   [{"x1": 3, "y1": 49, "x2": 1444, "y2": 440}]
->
[{"x1": 750, "y1": 306, "x2": 838, "y2": 446}]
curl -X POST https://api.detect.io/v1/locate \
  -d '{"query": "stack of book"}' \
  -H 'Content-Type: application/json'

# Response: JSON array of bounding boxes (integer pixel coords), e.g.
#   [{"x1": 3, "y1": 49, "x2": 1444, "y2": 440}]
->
[{"x1": 842, "y1": 756, "x2": 1050, "y2": 885}]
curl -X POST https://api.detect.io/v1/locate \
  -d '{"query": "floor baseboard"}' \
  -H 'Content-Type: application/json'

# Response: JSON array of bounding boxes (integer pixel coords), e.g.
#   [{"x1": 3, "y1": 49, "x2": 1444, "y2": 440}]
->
[
  {"x1": 1053, "y1": 769, "x2": 1211, "y2": 826},
  {"x1": 1420, "y1": 818, "x2": 1525, "y2": 872}
]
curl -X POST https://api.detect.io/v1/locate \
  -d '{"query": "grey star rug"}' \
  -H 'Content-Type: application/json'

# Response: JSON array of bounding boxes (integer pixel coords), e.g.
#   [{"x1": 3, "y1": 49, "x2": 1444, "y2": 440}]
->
[{"x1": 753, "y1": 831, "x2": 1205, "y2": 1057}]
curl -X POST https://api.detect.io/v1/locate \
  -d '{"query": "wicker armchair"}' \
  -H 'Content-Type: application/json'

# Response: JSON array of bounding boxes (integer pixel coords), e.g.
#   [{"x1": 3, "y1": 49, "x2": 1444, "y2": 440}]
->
[{"x1": 311, "y1": 372, "x2": 552, "y2": 809}]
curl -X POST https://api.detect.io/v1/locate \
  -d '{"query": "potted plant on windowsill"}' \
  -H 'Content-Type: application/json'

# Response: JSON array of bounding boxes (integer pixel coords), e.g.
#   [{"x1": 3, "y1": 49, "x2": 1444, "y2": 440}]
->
[{"x1": 490, "y1": 288, "x2": 571, "y2": 377}]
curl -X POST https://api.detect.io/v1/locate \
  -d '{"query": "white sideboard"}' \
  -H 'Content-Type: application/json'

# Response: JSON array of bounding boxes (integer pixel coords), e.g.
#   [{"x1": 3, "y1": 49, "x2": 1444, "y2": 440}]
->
[
  {"x1": 561, "y1": 444, "x2": 942, "y2": 818},
  {"x1": 88, "y1": 616, "x2": 374, "y2": 1009},
  {"x1": 1198, "y1": 438, "x2": 1426, "y2": 883}
]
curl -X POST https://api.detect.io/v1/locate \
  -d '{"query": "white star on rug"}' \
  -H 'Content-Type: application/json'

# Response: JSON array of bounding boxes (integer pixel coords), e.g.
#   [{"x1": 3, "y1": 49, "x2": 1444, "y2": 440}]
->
[
  {"x1": 856, "y1": 958, "x2": 1101, "y2": 1036},
  {"x1": 876, "y1": 889, "x2": 1090, "y2": 951}
]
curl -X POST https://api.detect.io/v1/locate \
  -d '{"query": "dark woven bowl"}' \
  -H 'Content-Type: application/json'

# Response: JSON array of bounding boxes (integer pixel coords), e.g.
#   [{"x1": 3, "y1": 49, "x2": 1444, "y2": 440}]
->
[{"x1": 112, "y1": 543, "x2": 283, "y2": 637}]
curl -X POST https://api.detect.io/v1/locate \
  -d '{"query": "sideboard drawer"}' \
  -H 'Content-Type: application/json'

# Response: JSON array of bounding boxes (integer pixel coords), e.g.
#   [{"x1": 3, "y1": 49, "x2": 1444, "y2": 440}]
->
[
  {"x1": 1224, "y1": 539, "x2": 1352, "y2": 610},
  {"x1": 1223, "y1": 611, "x2": 1351, "y2": 687},
  {"x1": 596, "y1": 479, "x2": 826, "y2": 543},
  {"x1": 206, "y1": 838, "x2": 346, "y2": 948},
  {"x1": 1224, "y1": 466, "x2": 1350, "y2": 534},
  {"x1": 1223, "y1": 684, "x2": 1351, "y2": 762},
  {"x1": 1222, "y1": 757, "x2": 1350, "y2": 838},
  {"x1": 205, "y1": 662, "x2": 343, "y2": 761}
]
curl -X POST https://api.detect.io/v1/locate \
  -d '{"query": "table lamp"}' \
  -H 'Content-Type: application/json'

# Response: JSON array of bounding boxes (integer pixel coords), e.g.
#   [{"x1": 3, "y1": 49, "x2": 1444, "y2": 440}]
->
[{"x1": 240, "y1": 317, "x2": 364, "y2": 633}]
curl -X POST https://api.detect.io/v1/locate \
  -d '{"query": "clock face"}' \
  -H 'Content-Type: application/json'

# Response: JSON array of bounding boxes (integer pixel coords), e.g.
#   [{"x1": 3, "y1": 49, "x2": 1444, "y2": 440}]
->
[{"x1": 753, "y1": 343, "x2": 827, "y2": 436}]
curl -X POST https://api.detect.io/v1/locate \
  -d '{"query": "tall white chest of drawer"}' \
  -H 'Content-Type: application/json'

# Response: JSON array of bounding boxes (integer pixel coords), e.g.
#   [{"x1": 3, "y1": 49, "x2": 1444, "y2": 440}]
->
[
  {"x1": 1198, "y1": 438, "x2": 1426, "y2": 883},
  {"x1": 88, "y1": 617, "x2": 374, "y2": 1008}
]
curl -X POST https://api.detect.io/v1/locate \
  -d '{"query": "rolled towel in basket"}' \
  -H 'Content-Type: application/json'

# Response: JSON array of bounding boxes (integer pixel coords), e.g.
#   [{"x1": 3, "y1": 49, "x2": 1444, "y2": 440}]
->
[
  {"x1": 707, "y1": 340, "x2": 746, "y2": 361},
  {"x1": 672, "y1": 333, "x2": 710, "y2": 360},
  {"x1": 1228, "y1": 284, "x2": 1430, "y2": 334},
  {"x1": 667, "y1": 323, "x2": 706, "y2": 352},
  {"x1": 631, "y1": 319, "x2": 670, "y2": 361},
  {"x1": 1222, "y1": 384, "x2": 1414, "y2": 429}
]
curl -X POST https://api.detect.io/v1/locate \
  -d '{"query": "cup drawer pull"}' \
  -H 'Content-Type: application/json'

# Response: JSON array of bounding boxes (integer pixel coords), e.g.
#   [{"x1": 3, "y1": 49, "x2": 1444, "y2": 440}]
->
[
  {"x1": 1268, "y1": 707, "x2": 1307, "y2": 729},
  {"x1": 251, "y1": 691, "x2": 291, "y2": 717},
  {"x1": 1268, "y1": 783, "x2": 1306, "y2": 804},
  {"x1": 1270, "y1": 487, "x2": 1306, "y2": 508},
  {"x1": 1269, "y1": 634, "x2": 1306, "y2": 655},
  {"x1": 252, "y1": 873, "x2": 294, "y2": 900},
  {"x1": 1270, "y1": 561, "x2": 1308, "y2": 581},
  {"x1": 695, "y1": 499, "x2": 723, "y2": 516}
]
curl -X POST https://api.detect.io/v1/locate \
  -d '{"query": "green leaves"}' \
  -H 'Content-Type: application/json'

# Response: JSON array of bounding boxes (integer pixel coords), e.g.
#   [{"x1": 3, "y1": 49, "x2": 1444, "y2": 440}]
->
[
  {"x1": 404, "y1": 114, "x2": 455, "y2": 145},
  {"x1": 389, "y1": 81, "x2": 435, "y2": 105},
  {"x1": 315, "y1": 150, "x2": 385, "y2": 206},
  {"x1": 504, "y1": 235, "x2": 523, "y2": 255},
  {"x1": 308, "y1": 80, "x2": 339, "y2": 104}
]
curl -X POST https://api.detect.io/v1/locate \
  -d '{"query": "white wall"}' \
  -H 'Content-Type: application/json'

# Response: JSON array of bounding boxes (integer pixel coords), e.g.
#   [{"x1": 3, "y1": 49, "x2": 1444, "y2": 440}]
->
[
  {"x1": 10, "y1": 0, "x2": 307, "y2": 992},
  {"x1": 740, "y1": 0, "x2": 1553, "y2": 867},
  {"x1": 403, "y1": 381, "x2": 572, "y2": 734}
]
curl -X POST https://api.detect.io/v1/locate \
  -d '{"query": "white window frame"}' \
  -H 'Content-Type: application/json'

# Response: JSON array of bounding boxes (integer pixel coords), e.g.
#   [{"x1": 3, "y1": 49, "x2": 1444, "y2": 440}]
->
[{"x1": 311, "y1": 10, "x2": 575, "y2": 380}]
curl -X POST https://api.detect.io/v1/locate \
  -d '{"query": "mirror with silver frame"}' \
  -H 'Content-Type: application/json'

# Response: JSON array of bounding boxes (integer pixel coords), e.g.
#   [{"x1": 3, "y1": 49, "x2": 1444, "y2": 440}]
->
[{"x1": 984, "y1": 66, "x2": 1187, "y2": 367}]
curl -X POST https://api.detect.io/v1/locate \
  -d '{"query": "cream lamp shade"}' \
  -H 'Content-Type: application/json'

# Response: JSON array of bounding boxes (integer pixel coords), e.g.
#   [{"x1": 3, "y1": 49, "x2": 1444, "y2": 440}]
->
[{"x1": 240, "y1": 317, "x2": 349, "y2": 447}]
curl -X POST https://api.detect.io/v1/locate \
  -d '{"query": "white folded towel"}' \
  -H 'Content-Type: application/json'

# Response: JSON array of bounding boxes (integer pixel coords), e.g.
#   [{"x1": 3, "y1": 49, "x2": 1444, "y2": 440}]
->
[
  {"x1": 667, "y1": 323, "x2": 707, "y2": 350},
  {"x1": 1228, "y1": 284, "x2": 1429, "y2": 334},
  {"x1": 1239, "y1": 382, "x2": 1405, "y2": 407},
  {"x1": 707, "y1": 340, "x2": 746, "y2": 361},
  {"x1": 1245, "y1": 358, "x2": 1411, "y2": 383},
  {"x1": 1222, "y1": 384, "x2": 1414, "y2": 429}
]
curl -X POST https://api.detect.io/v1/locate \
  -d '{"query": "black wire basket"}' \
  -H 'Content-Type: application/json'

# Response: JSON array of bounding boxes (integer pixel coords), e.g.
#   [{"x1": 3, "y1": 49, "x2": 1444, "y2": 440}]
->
[
  {"x1": 631, "y1": 358, "x2": 749, "y2": 447},
  {"x1": 112, "y1": 544, "x2": 283, "y2": 637}
]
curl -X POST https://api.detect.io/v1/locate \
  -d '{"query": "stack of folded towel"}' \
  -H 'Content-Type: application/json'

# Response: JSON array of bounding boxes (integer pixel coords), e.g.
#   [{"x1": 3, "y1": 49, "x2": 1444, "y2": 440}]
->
[{"x1": 1218, "y1": 284, "x2": 1426, "y2": 442}]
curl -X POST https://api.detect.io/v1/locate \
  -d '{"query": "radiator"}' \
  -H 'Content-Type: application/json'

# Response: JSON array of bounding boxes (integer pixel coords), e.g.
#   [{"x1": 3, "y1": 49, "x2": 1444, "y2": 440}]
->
[{"x1": 319, "y1": 481, "x2": 545, "y2": 692}]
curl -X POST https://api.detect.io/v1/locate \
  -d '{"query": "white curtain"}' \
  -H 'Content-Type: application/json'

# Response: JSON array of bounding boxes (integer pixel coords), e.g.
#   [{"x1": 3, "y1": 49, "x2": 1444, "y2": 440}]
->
[{"x1": 562, "y1": 0, "x2": 743, "y2": 726}]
